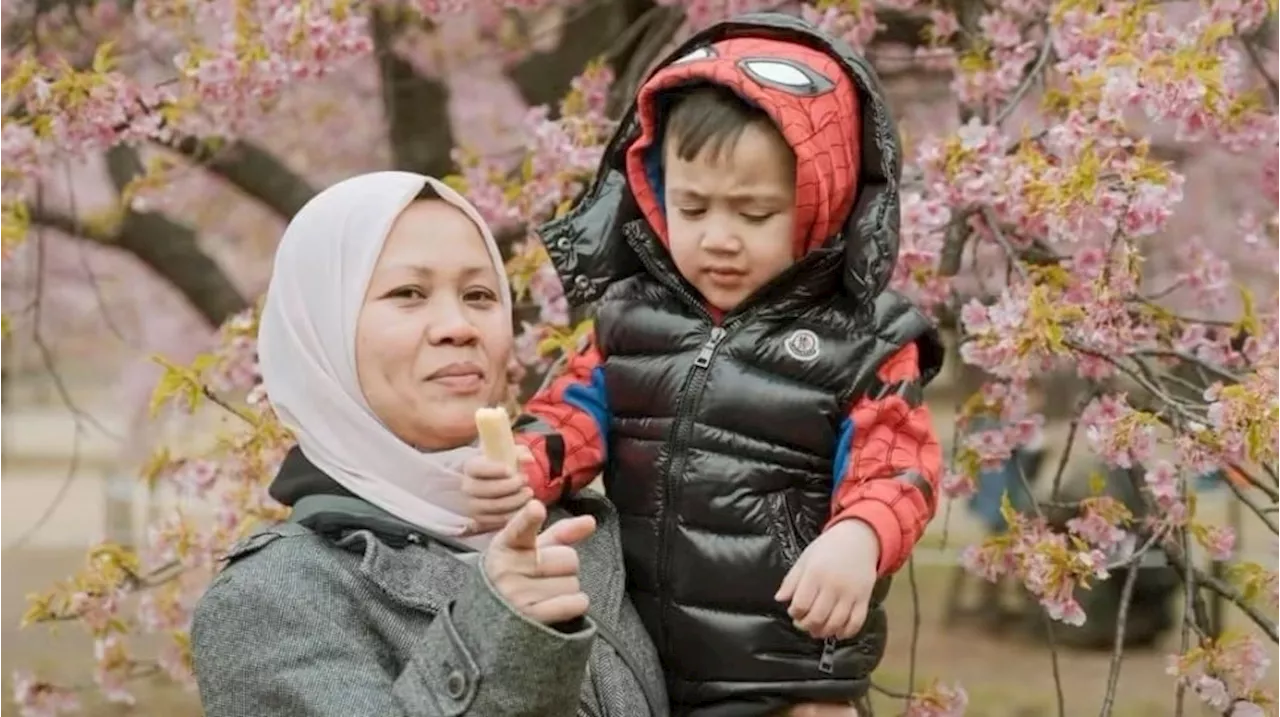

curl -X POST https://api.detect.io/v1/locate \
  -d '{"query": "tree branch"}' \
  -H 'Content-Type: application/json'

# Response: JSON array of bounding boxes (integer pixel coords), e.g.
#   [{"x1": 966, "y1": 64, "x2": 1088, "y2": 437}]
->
[
  {"x1": 874, "y1": 9, "x2": 932, "y2": 47},
  {"x1": 605, "y1": 4, "x2": 686, "y2": 117},
  {"x1": 159, "y1": 136, "x2": 317, "y2": 219},
  {"x1": 30, "y1": 205, "x2": 249, "y2": 327},
  {"x1": 370, "y1": 11, "x2": 455, "y2": 177},
  {"x1": 506, "y1": 0, "x2": 639, "y2": 113}
]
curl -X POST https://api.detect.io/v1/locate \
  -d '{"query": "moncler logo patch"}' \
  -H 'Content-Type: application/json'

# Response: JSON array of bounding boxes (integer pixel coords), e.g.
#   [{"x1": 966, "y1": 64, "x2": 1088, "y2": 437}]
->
[{"x1": 783, "y1": 329, "x2": 821, "y2": 362}]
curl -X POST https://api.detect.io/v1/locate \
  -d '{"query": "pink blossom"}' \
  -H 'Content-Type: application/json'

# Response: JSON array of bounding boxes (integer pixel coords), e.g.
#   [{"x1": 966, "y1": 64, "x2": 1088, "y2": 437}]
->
[
  {"x1": 1196, "y1": 524, "x2": 1236, "y2": 561},
  {"x1": 906, "y1": 681, "x2": 969, "y2": 717},
  {"x1": 11, "y1": 671, "x2": 80, "y2": 717},
  {"x1": 941, "y1": 471, "x2": 977, "y2": 499}
]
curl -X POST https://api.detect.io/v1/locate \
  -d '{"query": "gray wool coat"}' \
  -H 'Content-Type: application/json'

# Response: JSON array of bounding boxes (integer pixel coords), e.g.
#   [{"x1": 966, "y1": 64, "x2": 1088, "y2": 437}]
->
[{"x1": 191, "y1": 490, "x2": 668, "y2": 717}]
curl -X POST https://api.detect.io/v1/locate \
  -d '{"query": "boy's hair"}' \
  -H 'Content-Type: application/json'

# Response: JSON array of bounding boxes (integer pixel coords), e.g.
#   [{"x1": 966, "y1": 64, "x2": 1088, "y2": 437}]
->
[{"x1": 663, "y1": 82, "x2": 790, "y2": 163}]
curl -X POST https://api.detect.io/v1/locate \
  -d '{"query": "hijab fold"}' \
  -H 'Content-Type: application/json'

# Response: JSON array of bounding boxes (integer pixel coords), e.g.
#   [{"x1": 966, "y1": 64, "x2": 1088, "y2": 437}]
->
[{"x1": 258, "y1": 171, "x2": 511, "y2": 549}]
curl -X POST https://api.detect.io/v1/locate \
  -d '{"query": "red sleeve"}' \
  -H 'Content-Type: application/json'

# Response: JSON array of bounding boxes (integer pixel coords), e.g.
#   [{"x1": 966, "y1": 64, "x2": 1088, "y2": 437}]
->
[
  {"x1": 514, "y1": 331, "x2": 610, "y2": 504},
  {"x1": 824, "y1": 342, "x2": 941, "y2": 577}
]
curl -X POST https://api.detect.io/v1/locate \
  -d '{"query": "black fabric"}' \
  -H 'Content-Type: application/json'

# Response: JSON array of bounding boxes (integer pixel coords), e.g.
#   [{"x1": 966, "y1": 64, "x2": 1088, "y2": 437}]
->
[
  {"x1": 268, "y1": 448, "x2": 466, "y2": 551},
  {"x1": 594, "y1": 278, "x2": 937, "y2": 715},
  {"x1": 532, "y1": 12, "x2": 942, "y2": 716},
  {"x1": 268, "y1": 447, "x2": 358, "y2": 505}
]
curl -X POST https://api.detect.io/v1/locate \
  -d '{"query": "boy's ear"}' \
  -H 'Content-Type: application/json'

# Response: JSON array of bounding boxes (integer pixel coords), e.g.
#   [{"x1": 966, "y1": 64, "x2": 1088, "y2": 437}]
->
[{"x1": 535, "y1": 169, "x2": 645, "y2": 309}]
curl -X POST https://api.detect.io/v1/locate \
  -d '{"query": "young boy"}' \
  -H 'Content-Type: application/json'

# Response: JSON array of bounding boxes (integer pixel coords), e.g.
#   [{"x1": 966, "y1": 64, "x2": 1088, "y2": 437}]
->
[{"x1": 467, "y1": 13, "x2": 943, "y2": 717}]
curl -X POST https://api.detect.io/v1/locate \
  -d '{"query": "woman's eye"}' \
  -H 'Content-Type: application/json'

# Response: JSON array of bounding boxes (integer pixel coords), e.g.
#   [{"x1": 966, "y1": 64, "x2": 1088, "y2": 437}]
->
[
  {"x1": 464, "y1": 288, "x2": 498, "y2": 304},
  {"x1": 388, "y1": 286, "x2": 426, "y2": 300}
]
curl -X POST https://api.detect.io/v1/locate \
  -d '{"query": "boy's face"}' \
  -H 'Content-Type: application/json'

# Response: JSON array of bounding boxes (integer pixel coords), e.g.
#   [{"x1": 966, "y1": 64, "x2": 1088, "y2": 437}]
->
[{"x1": 662, "y1": 122, "x2": 796, "y2": 313}]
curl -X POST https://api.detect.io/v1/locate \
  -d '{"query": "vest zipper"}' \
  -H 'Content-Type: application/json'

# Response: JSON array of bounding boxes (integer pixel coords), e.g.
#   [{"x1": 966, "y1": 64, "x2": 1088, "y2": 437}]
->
[
  {"x1": 819, "y1": 636, "x2": 838, "y2": 674},
  {"x1": 655, "y1": 326, "x2": 727, "y2": 656}
]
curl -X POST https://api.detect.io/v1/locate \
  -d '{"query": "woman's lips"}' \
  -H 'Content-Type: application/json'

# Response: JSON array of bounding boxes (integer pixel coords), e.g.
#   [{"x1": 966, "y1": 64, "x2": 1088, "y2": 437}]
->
[{"x1": 427, "y1": 362, "x2": 486, "y2": 393}]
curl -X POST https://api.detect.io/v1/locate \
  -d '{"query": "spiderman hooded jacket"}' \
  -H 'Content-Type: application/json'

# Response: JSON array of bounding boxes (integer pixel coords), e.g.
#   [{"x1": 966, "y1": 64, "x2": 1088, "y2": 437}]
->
[{"x1": 514, "y1": 13, "x2": 944, "y2": 715}]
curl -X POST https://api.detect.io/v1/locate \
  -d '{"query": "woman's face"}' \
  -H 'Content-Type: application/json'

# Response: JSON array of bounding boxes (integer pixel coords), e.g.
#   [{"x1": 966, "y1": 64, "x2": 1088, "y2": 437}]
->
[{"x1": 355, "y1": 199, "x2": 513, "y2": 451}]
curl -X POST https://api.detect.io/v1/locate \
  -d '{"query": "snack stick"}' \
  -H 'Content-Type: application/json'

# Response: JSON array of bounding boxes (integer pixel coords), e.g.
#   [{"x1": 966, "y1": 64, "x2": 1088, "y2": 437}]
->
[{"x1": 475, "y1": 406, "x2": 519, "y2": 472}]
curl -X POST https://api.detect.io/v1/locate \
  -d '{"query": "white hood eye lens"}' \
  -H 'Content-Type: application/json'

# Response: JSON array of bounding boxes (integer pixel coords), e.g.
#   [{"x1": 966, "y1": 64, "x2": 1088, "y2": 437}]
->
[
  {"x1": 744, "y1": 61, "x2": 809, "y2": 86},
  {"x1": 673, "y1": 46, "x2": 716, "y2": 64},
  {"x1": 738, "y1": 58, "x2": 835, "y2": 96}
]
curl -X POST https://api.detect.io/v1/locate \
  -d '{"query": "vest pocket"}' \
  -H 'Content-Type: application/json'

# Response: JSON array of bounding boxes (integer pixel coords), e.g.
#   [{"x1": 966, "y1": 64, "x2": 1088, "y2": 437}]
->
[{"x1": 766, "y1": 491, "x2": 806, "y2": 567}]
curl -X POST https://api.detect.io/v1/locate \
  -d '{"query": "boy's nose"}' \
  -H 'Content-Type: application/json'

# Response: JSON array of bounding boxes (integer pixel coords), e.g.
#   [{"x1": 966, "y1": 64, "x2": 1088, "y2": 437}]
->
[{"x1": 700, "y1": 223, "x2": 740, "y2": 254}]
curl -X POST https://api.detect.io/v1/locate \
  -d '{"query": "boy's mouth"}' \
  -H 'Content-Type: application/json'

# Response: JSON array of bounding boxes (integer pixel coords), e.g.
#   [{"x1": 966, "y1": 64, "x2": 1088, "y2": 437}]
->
[
  {"x1": 704, "y1": 266, "x2": 746, "y2": 278},
  {"x1": 703, "y1": 266, "x2": 747, "y2": 289}
]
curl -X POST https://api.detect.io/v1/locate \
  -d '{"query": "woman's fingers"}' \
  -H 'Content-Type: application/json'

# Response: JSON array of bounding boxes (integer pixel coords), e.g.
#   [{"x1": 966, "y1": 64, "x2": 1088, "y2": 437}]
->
[
  {"x1": 484, "y1": 504, "x2": 595, "y2": 626},
  {"x1": 525, "y1": 592, "x2": 591, "y2": 625},
  {"x1": 536, "y1": 514, "x2": 597, "y2": 548},
  {"x1": 532, "y1": 545, "x2": 580, "y2": 578},
  {"x1": 489, "y1": 500, "x2": 546, "y2": 554}
]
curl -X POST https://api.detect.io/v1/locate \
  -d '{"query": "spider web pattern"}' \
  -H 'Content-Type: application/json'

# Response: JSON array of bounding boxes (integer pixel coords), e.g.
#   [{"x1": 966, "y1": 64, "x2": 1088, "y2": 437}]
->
[{"x1": 829, "y1": 341, "x2": 943, "y2": 575}]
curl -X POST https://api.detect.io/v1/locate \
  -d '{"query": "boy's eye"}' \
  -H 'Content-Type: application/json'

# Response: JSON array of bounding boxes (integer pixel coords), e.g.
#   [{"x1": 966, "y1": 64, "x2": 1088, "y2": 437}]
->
[
  {"x1": 677, "y1": 207, "x2": 706, "y2": 219},
  {"x1": 742, "y1": 212, "x2": 775, "y2": 224}
]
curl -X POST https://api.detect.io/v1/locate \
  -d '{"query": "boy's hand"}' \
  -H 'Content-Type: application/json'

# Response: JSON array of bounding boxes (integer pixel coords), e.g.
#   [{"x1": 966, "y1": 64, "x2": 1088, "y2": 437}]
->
[
  {"x1": 775, "y1": 519, "x2": 880, "y2": 640},
  {"x1": 462, "y1": 446, "x2": 535, "y2": 534}
]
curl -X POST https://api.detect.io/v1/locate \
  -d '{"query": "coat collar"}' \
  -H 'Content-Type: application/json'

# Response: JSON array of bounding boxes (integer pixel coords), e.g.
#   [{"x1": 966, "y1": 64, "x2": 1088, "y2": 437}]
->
[{"x1": 268, "y1": 447, "x2": 628, "y2": 624}]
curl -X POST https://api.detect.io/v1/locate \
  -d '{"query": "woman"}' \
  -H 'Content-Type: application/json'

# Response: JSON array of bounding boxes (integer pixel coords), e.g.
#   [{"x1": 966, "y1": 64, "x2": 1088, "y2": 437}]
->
[{"x1": 190, "y1": 171, "x2": 668, "y2": 716}]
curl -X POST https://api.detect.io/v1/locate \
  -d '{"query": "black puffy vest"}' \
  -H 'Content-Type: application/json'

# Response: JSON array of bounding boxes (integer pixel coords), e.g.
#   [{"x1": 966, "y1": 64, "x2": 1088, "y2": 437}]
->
[{"x1": 590, "y1": 233, "x2": 938, "y2": 715}]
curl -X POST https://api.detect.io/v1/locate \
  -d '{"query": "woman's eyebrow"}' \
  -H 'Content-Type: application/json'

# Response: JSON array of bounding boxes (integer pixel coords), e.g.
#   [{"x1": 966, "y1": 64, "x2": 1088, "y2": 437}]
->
[{"x1": 387, "y1": 263, "x2": 495, "y2": 281}]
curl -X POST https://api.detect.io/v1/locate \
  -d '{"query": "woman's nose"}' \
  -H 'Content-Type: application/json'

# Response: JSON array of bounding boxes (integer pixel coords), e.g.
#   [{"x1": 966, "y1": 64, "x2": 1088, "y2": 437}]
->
[{"x1": 426, "y1": 304, "x2": 480, "y2": 345}]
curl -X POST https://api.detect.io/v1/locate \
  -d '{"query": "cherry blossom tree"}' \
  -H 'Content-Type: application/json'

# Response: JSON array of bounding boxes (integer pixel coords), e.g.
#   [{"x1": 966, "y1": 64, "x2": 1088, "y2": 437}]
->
[{"x1": 4, "y1": 0, "x2": 1277, "y2": 715}]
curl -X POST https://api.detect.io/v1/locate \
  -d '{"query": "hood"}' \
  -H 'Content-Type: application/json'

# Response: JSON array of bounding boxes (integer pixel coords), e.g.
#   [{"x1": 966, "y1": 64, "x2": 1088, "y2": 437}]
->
[{"x1": 537, "y1": 12, "x2": 903, "y2": 313}]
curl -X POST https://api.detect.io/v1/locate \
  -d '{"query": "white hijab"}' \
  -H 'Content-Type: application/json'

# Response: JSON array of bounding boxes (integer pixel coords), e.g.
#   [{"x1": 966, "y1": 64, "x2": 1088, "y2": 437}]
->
[{"x1": 257, "y1": 171, "x2": 511, "y2": 549}]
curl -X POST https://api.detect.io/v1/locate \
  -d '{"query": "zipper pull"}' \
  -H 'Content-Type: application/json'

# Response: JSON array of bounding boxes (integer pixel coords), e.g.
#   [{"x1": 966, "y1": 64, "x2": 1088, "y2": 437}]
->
[
  {"x1": 818, "y1": 636, "x2": 837, "y2": 674},
  {"x1": 693, "y1": 327, "x2": 727, "y2": 368}
]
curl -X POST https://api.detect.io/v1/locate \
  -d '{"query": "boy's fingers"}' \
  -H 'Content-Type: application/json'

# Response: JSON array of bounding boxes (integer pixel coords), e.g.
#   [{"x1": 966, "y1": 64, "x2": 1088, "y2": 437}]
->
[
  {"x1": 799, "y1": 587, "x2": 836, "y2": 635},
  {"x1": 472, "y1": 487, "x2": 533, "y2": 515},
  {"x1": 466, "y1": 457, "x2": 514, "y2": 480},
  {"x1": 840, "y1": 599, "x2": 870, "y2": 639},
  {"x1": 464, "y1": 475, "x2": 527, "y2": 499},
  {"x1": 470, "y1": 510, "x2": 523, "y2": 533},
  {"x1": 819, "y1": 594, "x2": 856, "y2": 638},
  {"x1": 775, "y1": 561, "x2": 802, "y2": 603},
  {"x1": 516, "y1": 445, "x2": 535, "y2": 464},
  {"x1": 787, "y1": 569, "x2": 819, "y2": 621}
]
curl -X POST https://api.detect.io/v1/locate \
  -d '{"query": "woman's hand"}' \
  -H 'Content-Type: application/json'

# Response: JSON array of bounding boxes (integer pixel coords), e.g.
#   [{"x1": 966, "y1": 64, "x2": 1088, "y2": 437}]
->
[
  {"x1": 483, "y1": 500, "x2": 597, "y2": 625},
  {"x1": 462, "y1": 448, "x2": 535, "y2": 533}
]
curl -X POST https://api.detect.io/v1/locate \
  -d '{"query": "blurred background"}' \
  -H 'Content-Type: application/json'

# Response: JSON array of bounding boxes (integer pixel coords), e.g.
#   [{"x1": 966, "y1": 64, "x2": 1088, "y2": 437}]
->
[{"x1": 2, "y1": 0, "x2": 1277, "y2": 715}]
